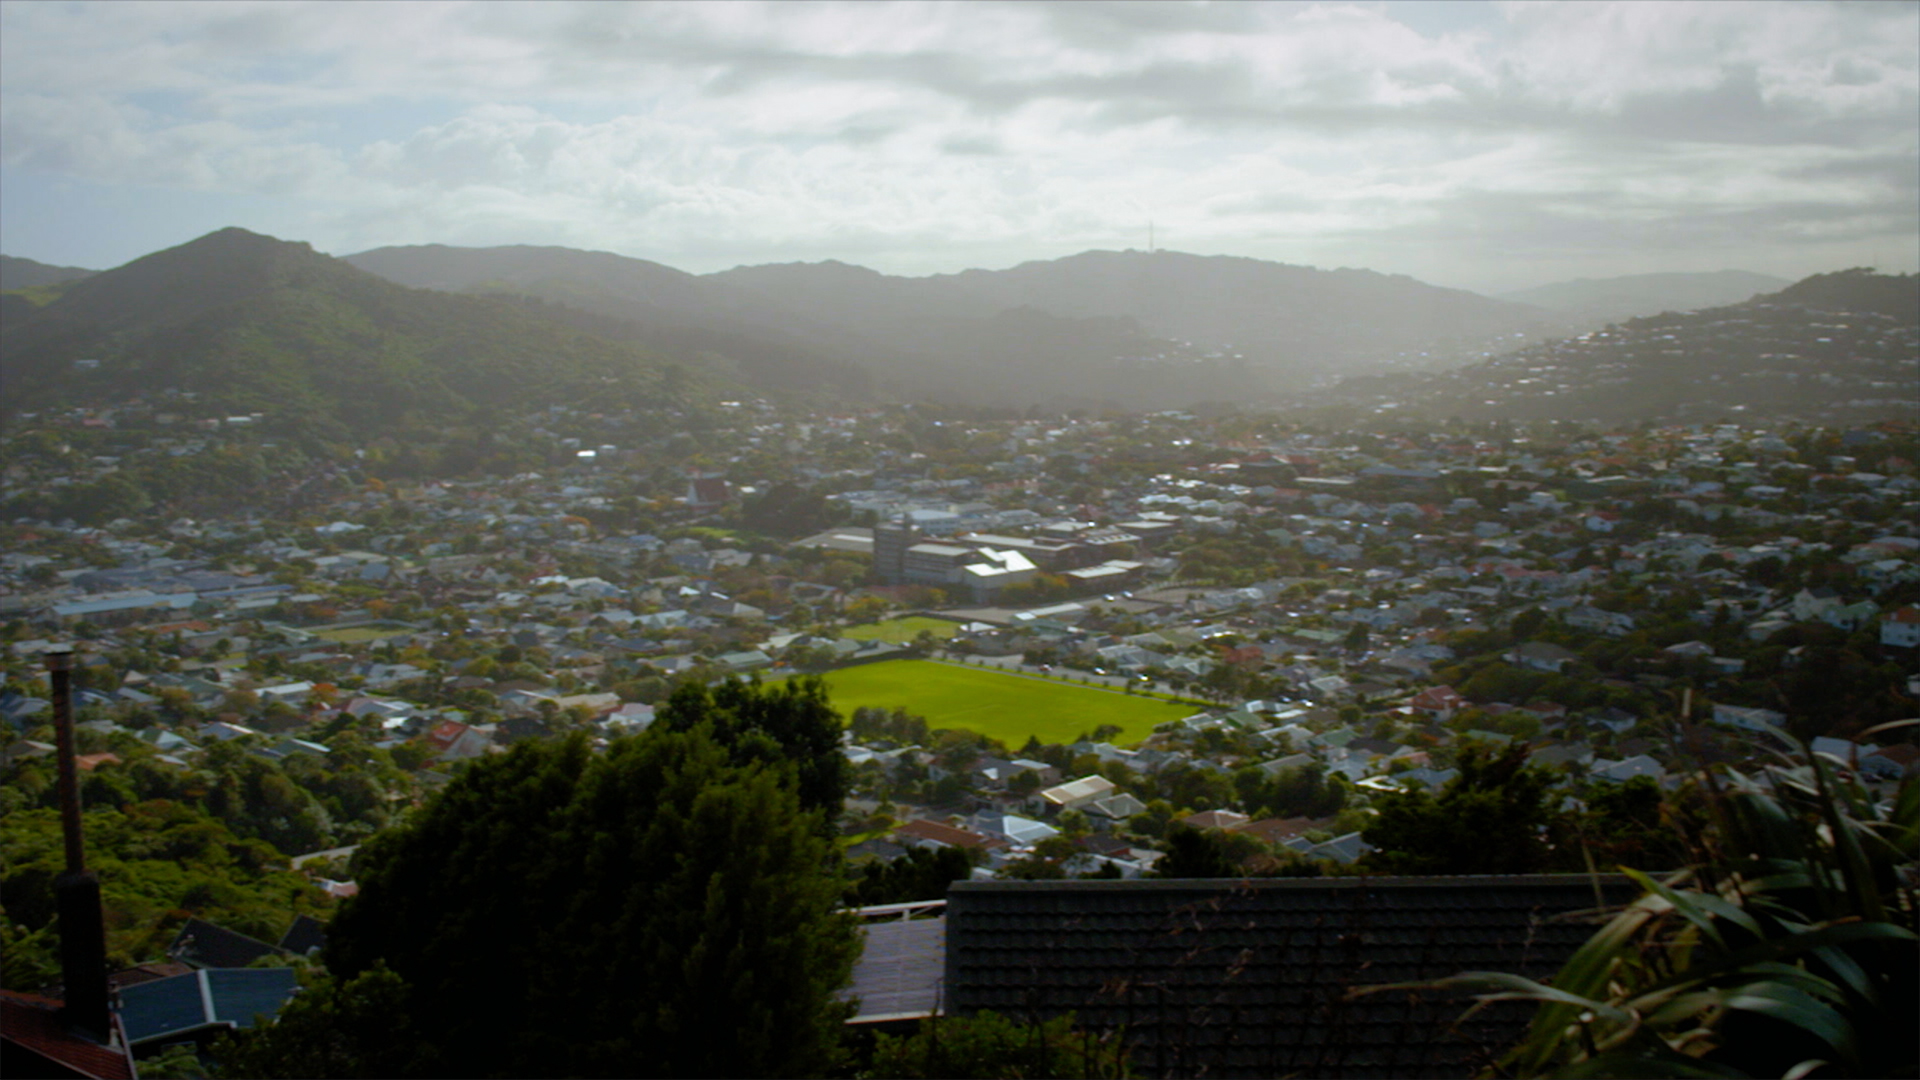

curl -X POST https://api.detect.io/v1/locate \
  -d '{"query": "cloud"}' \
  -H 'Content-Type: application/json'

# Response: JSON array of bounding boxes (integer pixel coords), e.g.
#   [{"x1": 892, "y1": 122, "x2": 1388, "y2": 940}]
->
[{"x1": 1, "y1": 0, "x2": 1914, "y2": 284}]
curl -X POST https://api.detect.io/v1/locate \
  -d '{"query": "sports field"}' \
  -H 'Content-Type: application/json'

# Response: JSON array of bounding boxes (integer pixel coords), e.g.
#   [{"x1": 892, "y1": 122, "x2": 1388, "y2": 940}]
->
[
  {"x1": 809, "y1": 660, "x2": 1191, "y2": 747},
  {"x1": 310, "y1": 622, "x2": 416, "y2": 644},
  {"x1": 839, "y1": 616, "x2": 959, "y2": 643}
]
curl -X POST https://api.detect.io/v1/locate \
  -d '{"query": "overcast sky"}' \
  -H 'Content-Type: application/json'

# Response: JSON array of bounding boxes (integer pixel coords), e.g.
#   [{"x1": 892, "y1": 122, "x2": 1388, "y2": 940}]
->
[{"x1": 2, "y1": 0, "x2": 1914, "y2": 293}]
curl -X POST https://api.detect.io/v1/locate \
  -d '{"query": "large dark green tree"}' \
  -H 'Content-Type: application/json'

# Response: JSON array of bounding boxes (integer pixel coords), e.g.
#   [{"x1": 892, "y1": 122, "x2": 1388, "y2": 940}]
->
[
  {"x1": 1361, "y1": 744, "x2": 1560, "y2": 875},
  {"x1": 655, "y1": 675, "x2": 848, "y2": 822},
  {"x1": 301, "y1": 726, "x2": 859, "y2": 1078}
]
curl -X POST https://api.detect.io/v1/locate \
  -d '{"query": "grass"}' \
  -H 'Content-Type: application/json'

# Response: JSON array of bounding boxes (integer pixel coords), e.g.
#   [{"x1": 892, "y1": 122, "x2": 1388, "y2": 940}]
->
[
  {"x1": 840, "y1": 616, "x2": 960, "y2": 644},
  {"x1": 801, "y1": 659, "x2": 1193, "y2": 748},
  {"x1": 310, "y1": 623, "x2": 413, "y2": 644}
]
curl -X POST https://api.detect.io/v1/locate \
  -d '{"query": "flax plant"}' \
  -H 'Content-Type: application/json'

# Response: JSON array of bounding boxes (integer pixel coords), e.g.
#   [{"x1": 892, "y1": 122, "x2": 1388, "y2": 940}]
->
[{"x1": 1367, "y1": 721, "x2": 1918, "y2": 1078}]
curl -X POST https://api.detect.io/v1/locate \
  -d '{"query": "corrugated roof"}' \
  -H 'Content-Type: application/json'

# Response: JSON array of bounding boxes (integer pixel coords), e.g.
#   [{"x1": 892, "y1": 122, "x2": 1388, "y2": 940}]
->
[
  {"x1": 118, "y1": 968, "x2": 300, "y2": 1046},
  {"x1": 844, "y1": 918, "x2": 946, "y2": 1022},
  {"x1": 943, "y1": 876, "x2": 1633, "y2": 1079}
]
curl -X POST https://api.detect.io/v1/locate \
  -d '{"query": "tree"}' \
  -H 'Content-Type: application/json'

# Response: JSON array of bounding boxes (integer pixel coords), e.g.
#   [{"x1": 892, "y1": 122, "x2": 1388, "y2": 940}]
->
[
  {"x1": 1361, "y1": 744, "x2": 1558, "y2": 875},
  {"x1": 309, "y1": 729, "x2": 859, "y2": 1078},
  {"x1": 868, "y1": 1010, "x2": 1128, "y2": 1079},
  {"x1": 654, "y1": 675, "x2": 847, "y2": 822},
  {"x1": 848, "y1": 846, "x2": 973, "y2": 907},
  {"x1": 1153, "y1": 823, "x2": 1250, "y2": 878},
  {"x1": 215, "y1": 964, "x2": 420, "y2": 1079},
  {"x1": 845, "y1": 595, "x2": 890, "y2": 623}
]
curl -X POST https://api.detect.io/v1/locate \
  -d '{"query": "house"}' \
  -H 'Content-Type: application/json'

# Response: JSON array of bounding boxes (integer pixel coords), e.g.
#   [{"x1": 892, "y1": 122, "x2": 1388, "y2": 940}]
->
[
  {"x1": 167, "y1": 918, "x2": 283, "y2": 969},
  {"x1": 715, "y1": 650, "x2": 774, "y2": 674},
  {"x1": 424, "y1": 719, "x2": 495, "y2": 761},
  {"x1": 891, "y1": 819, "x2": 1000, "y2": 853},
  {"x1": 684, "y1": 475, "x2": 732, "y2": 509},
  {"x1": 1180, "y1": 809, "x2": 1249, "y2": 831},
  {"x1": 1, "y1": 989, "x2": 137, "y2": 1079},
  {"x1": 116, "y1": 968, "x2": 300, "y2": 1052},
  {"x1": 1506, "y1": 641, "x2": 1578, "y2": 674},
  {"x1": 941, "y1": 876, "x2": 1636, "y2": 1079},
  {"x1": 1591, "y1": 755, "x2": 1667, "y2": 784},
  {"x1": 1881, "y1": 607, "x2": 1920, "y2": 648},
  {"x1": 1087, "y1": 791, "x2": 1148, "y2": 821},
  {"x1": 1406, "y1": 685, "x2": 1467, "y2": 721},
  {"x1": 971, "y1": 813, "x2": 1059, "y2": 848},
  {"x1": 1712, "y1": 704, "x2": 1788, "y2": 733},
  {"x1": 1036, "y1": 775, "x2": 1118, "y2": 813}
]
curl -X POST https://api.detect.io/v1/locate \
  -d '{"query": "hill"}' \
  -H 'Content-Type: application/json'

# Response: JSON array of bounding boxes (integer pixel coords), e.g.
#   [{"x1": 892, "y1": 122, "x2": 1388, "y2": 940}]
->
[
  {"x1": 0, "y1": 228, "x2": 691, "y2": 435},
  {"x1": 1498, "y1": 270, "x2": 1791, "y2": 324},
  {"x1": 0, "y1": 253, "x2": 97, "y2": 290},
  {"x1": 712, "y1": 248, "x2": 1556, "y2": 396},
  {"x1": 343, "y1": 243, "x2": 872, "y2": 400},
  {"x1": 1298, "y1": 270, "x2": 1919, "y2": 424},
  {"x1": 349, "y1": 243, "x2": 1558, "y2": 411}
]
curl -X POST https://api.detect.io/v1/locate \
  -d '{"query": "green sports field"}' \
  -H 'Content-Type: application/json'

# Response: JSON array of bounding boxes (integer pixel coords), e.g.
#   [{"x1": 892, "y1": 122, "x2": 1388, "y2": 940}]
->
[
  {"x1": 839, "y1": 616, "x2": 959, "y2": 643},
  {"x1": 808, "y1": 660, "x2": 1192, "y2": 748}
]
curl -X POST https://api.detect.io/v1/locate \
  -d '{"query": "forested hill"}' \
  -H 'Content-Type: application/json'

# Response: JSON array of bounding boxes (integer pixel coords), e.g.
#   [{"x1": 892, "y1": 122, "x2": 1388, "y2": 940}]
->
[
  {"x1": 0, "y1": 228, "x2": 695, "y2": 436},
  {"x1": 343, "y1": 243, "x2": 873, "y2": 400},
  {"x1": 1294, "y1": 269, "x2": 1920, "y2": 425},
  {"x1": 1767, "y1": 267, "x2": 1920, "y2": 324},
  {"x1": 0, "y1": 253, "x2": 97, "y2": 290}
]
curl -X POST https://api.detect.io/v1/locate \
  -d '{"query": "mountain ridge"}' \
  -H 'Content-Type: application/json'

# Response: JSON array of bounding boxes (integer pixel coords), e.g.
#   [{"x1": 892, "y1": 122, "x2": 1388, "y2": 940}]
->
[
  {"x1": 1300, "y1": 270, "x2": 1919, "y2": 425},
  {"x1": 0, "y1": 228, "x2": 693, "y2": 435},
  {"x1": 0, "y1": 254, "x2": 98, "y2": 291},
  {"x1": 347, "y1": 242, "x2": 1576, "y2": 408},
  {"x1": 1497, "y1": 270, "x2": 1794, "y2": 323}
]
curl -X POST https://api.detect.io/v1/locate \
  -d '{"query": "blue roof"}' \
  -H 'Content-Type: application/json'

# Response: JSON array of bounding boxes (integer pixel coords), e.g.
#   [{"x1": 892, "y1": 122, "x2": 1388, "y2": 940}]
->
[{"x1": 117, "y1": 968, "x2": 300, "y2": 1045}]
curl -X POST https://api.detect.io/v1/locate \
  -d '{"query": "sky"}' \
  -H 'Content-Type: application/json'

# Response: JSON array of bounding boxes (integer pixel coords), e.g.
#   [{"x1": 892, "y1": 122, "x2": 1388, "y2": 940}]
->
[{"x1": 2, "y1": 0, "x2": 1915, "y2": 294}]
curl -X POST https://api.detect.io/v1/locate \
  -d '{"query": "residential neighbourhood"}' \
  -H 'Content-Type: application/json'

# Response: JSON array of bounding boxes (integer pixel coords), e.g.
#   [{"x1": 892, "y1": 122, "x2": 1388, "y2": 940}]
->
[
  {"x1": 4, "y1": 398, "x2": 1918, "y2": 1075},
  {"x1": 5, "y1": 403, "x2": 1917, "y2": 869}
]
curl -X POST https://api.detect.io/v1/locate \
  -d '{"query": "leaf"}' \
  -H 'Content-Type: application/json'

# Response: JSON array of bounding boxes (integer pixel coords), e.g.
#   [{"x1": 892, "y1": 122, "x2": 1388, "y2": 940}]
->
[
  {"x1": 1623, "y1": 868, "x2": 1760, "y2": 947},
  {"x1": 1721, "y1": 980, "x2": 1857, "y2": 1065},
  {"x1": 1428, "y1": 971, "x2": 1634, "y2": 1025},
  {"x1": 1633, "y1": 921, "x2": 1917, "y2": 1001},
  {"x1": 1556, "y1": 1051, "x2": 1750, "y2": 1079}
]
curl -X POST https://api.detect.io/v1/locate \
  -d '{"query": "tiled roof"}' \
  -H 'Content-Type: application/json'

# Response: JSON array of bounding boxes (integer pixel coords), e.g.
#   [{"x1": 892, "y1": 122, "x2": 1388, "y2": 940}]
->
[
  {"x1": 943, "y1": 876, "x2": 1633, "y2": 1079},
  {"x1": 893, "y1": 819, "x2": 999, "y2": 850},
  {"x1": 167, "y1": 917, "x2": 283, "y2": 969},
  {"x1": 0, "y1": 990, "x2": 136, "y2": 1080},
  {"x1": 278, "y1": 914, "x2": 327, "y2": 957}
]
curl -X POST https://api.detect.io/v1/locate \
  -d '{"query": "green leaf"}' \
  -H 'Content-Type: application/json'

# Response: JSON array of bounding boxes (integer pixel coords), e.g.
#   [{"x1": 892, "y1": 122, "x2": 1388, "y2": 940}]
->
[
  {"x1": 1557, "y1": 1051, "x2": 1749, "y2": 1079},
  {"x1": 1721, "y1": 980, "x2": 1857, "y2": 1064},
  {"x1": 1431, "y1": 971, "x2": 1634, "y2": 1025},
  {"x1": 1623, "y1": 867, "x2": 1759, "y2": 947}
]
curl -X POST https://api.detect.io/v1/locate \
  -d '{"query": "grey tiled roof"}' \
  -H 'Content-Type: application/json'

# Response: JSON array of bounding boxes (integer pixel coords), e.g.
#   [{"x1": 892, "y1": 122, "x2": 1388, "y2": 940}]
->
[
  {"x1": 166, "y1": 918, "x2": 283, "y2": 970},
  {"x1": 943, "y1": 876, "x2": 1632, "y2": 1079}
]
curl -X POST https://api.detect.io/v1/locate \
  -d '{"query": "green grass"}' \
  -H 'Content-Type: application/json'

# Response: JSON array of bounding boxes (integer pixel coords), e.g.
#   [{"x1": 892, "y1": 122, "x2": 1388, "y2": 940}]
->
[
  {"x1": 802, "y1": 660, "x2": 1193, "y2": 748},
  {"x1": 310, "y1": 623, "x2": 413, "y2": 644},
  {"x1": 840, "y1": 617, "x2": 960, "y2": 644}
]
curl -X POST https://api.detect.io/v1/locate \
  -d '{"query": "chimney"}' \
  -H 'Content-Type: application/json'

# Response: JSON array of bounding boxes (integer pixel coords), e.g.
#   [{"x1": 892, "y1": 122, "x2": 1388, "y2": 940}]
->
[{"x1": 48, "y1": 650, "x2": 110, "y2": 1041}]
